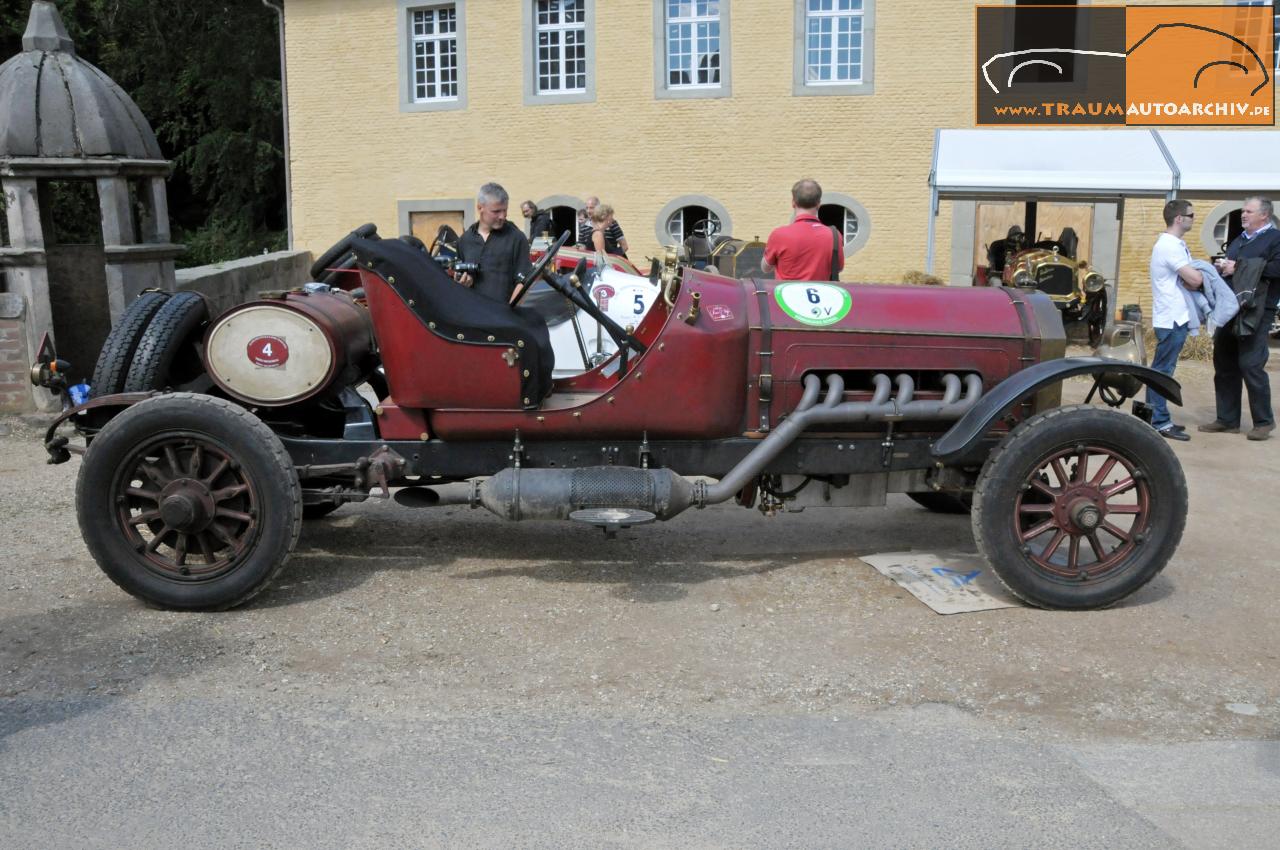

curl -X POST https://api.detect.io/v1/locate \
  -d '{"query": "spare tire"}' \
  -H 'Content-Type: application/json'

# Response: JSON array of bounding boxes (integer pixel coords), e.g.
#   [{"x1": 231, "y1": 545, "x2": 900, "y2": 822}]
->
[
  {"x1": 123, "y1": 292, "x2": 211, "y2": 393},
  {"x1": 90, "y1": 291, "x2": 171, "y2": 398},
  {"x1": 310, "y1": 223, "x2": 378, "y2": 280}
]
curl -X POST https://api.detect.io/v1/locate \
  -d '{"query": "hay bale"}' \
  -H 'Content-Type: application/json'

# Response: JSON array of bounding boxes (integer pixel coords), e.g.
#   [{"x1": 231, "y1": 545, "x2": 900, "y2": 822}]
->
[
  {"x1": 902, "y1": 270, "x2": 945, "y2": 286},
  {"x1": 1142, "y1": 326, "x2": 1215, "y2": 361}
]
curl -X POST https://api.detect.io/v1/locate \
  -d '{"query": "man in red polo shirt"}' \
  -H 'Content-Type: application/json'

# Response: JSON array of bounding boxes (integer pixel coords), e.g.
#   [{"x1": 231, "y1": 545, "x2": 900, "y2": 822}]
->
[{"x1": 761, "y1": 179, "x2": 845, "y2": 281}]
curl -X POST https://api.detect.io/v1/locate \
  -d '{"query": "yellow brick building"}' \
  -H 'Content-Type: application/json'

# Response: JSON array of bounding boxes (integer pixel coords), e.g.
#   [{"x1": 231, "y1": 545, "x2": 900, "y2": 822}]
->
[{"x1": 281, "y1": 0, "x2": 1278, "y2": 318}]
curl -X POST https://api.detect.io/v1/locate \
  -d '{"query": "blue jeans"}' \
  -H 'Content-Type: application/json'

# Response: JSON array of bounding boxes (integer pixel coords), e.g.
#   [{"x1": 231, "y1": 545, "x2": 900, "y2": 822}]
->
[{"x1": 1146, "y1": 322, "x2": 1189, "y2": 430}]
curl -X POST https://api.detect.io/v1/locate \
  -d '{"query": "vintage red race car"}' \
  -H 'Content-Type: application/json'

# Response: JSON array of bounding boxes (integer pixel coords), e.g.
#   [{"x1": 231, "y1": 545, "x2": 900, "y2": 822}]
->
[{"x1": 35, "y1": 228, "x2": 1188, "y2": 612}]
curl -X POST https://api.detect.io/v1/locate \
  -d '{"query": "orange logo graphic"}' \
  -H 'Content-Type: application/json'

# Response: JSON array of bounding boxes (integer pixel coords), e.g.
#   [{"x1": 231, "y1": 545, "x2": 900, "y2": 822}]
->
[{"x1": 977, "y1": 5, "x2": 1275, "y2": 126}]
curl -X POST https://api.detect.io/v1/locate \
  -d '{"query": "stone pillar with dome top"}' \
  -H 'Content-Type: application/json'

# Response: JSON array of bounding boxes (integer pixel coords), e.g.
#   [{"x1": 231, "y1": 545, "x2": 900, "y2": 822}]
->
[{"x1": 0, "y1": 1, "x2": 183, "y2": 411}]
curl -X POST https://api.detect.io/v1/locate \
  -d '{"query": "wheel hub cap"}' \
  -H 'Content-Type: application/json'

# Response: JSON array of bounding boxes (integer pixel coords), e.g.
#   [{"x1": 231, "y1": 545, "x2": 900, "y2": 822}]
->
[{"x1": 158, "y1": 478, "x2": 215, "y2": 532}]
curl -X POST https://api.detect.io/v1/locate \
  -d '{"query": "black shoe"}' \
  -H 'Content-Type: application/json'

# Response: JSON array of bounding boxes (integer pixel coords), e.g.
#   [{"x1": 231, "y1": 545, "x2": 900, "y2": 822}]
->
[
  {"x1": 1158, "y1": 426, "x2": 1190, "y2": 442},
  {"x1": 1168, "y1": 424, "x2": 1187, "y2": 433}
]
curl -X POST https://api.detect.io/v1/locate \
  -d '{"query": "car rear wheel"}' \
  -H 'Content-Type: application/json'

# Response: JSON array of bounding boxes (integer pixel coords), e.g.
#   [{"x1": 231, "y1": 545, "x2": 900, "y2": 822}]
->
[
  {"x1": 971, "y1": 404, "x2": 1187, "y2": 610},
  {"x1": 76, "y1": 393, "x2": 302, "y2": 610}
]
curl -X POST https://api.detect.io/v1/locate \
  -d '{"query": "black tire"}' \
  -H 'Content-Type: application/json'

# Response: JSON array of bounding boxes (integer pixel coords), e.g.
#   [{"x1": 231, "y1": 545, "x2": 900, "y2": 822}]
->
[
  {"x1": 1087, "y1": 297, "x2": 1106, "y2": 349},
  {"x1": 907, "y1": 491, "x2": 973, "y2": 514},
  {"x1": 123, "y1": 292, "x2": 210, "y2": 393},
  {"x1": 310, "y1": 222, "x2": 378, "y2": 280},
  {"x1": 90, "y1": 291, "x2": 170, "y2": 398},
  {"x1": 972, "y1": 404, "x2": 1187, "y2": 610},
  {"x1": 76, "y1": 393, "x2": 302, "y2": 610}
]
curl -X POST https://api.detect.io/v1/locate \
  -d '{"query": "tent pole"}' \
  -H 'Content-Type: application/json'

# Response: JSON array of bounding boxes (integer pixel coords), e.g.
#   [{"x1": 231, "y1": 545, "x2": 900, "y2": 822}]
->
[{"x1": 925, "y1": 187, "x2": 938, "y2": 274}]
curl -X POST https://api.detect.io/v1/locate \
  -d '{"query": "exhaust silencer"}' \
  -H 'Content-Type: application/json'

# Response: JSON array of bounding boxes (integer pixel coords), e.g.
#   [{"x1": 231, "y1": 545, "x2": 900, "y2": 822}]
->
[{"x1": 474, "y1": 466, "x2": 695, "y2": 521}]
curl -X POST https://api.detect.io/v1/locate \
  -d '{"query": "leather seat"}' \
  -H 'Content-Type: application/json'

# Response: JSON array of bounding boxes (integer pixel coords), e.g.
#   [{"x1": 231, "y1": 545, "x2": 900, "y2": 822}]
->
[{"x1": 351, "y1": 236, "x2": 555, "y2": 407}]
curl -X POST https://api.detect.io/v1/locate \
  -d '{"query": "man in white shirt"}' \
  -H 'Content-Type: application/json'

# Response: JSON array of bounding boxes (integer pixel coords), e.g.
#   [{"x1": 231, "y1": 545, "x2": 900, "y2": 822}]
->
[{"x1": 1146, "y1": 199, "x2": 1203, "y2": 440}]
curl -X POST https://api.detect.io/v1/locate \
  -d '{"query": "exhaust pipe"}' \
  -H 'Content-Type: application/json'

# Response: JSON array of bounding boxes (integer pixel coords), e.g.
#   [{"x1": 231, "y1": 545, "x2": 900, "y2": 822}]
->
[
  {"x1": 469, "y1": 372, "x2": 983, "y2": 522},
  {"x1": 473, "y1": 466, "x2": 695, "y2": 521},
  {"x1": 699, "y1": 372, "x2": 982, "y2": 505}
]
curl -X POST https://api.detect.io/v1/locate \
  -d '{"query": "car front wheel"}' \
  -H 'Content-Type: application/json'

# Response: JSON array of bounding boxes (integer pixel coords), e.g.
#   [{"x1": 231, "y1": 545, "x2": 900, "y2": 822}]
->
[
  {"x1": 76, "y1": 393, "x2": 302, "y2": 610},
  {"x1": 971, "y1": 404, "x2": 1187, "y2": 610}
]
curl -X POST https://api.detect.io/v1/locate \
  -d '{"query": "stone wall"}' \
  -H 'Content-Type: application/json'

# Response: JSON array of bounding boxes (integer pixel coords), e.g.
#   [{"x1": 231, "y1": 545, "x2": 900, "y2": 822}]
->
[
  {"x1": 0, "y1": 252, "x2": 313, "y2": 413},
  {"x1": 174, "y1": 250, "x2": 313, "y2": 316},
  {"x1": 0, "y1": 292, "x2": 31, "y2": 412}
]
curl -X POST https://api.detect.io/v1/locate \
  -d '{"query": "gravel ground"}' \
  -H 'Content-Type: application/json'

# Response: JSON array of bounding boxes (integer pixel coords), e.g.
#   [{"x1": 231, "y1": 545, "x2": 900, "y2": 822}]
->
[{"x1": 1, "y1": 353, "x2": 1276, "y2": 745}]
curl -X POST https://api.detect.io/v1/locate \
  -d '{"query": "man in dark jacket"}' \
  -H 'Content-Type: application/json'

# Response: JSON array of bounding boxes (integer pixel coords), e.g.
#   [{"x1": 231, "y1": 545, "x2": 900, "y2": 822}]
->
[
  {"x1": 1200, "y1": 196, "x2": 1280, "y2": 441},
  {"x1": 520, "y1": 200, "x2": 553, "y2": 242},
  {"x1": 457, "y1": 182, "x2": 532, "y2": 303}
]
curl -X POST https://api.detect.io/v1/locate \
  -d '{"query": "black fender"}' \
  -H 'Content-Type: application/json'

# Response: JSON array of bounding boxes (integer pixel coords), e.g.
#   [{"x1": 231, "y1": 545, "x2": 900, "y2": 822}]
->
[
  {"x1": 42, "y1": 392, "x2": 159, "y2": 463},
  {"x1": 932, "y1": 357, "x2": 1181, "y2": 462}
]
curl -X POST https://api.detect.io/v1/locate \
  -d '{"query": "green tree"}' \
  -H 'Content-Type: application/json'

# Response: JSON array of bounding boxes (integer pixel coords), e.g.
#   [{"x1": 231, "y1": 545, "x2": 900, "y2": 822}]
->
[{"x1": 0, "y1": 0, "x2": 285, "y2": 266}]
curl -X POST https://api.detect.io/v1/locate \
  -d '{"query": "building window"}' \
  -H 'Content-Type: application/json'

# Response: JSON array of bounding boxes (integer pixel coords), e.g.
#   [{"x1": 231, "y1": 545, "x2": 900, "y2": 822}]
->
[
  {"x1": 804, "y1": 0, "x2": 865, "y2": 85},
  {"x1": 793, "y1": 0, "x2": 874, "y2": 96},
  {"x1": 654, "y1": 195, "x2": 733, "y2": 245},
  {"x1": 399, "y1": 1, "x2": 467, "y2": 113},
  {"x1": 411, "y1": 6, "x2": 459, "y2": 102},
  {"x1": 666, "y1": 206, "x2": 721, "y2": 242},
  {"x1": 653, "y1": 1, "x2": 732, "y2": 99},
  {"x1": 534, "y1": 194, "x2": 587, "y2": 243},
  {"x1": 665, "y1": 1, "x2": 722, "y2": 88},
  {"x1": 535, "y1": 0, "x2": 587, "y2": 94},
  {"x1": 816, "y1": 192, "x2": 871, "y2": 254},
  {"x1": 523, "y1": 1, "x2": 596, "y2": 105},
  {"x1": 819, "y1": 204, "x2": 858, "y2": 245},
  {"x1": 398, "y1": 199, "x2": 475, "y2": 245}
]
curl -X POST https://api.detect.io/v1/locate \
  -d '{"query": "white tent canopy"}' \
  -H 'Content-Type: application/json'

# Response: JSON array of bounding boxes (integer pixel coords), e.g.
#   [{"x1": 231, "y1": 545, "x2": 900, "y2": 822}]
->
[
  {"x1": 932, "y1": 129, "x2": 1173, "y2": 199},
  {"x1": 1159, "y1": 130, "x2": 1280, "y2": 194},
  {"x1": 925, "y1": 128, "x2": 1280, "y2": 270}
]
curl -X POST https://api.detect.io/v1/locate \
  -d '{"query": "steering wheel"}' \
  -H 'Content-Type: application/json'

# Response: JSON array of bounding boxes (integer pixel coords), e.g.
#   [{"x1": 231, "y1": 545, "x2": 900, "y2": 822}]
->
[
  {"x1": 510, "y1": 230, "x2": 572, "y2": 306},
  {"x1": 690, "y1": 217, "x2": 721, "y2": 240}
]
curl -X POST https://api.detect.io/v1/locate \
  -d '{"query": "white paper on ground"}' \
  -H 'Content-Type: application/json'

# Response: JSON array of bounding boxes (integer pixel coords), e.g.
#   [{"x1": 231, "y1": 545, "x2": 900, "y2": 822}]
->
[{"x1": 859, "y1": 550, "x2": 1022, "y2": 614}]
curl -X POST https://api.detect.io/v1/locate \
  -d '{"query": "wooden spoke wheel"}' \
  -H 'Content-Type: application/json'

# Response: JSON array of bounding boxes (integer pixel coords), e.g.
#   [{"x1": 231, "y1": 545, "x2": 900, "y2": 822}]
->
[
  {"x1": 972, "y1": 405, "x2": 1187, "y2": 610},
  {"x1": 77, "y1": 394, "x2": 301, "y2": 610}
]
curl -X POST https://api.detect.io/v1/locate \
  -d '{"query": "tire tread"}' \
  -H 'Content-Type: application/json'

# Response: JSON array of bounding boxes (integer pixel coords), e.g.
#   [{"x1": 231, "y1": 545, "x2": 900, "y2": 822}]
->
[
  {"x1": 122, "y1": 292, "x2": 209, "y2": 393},
  {"x1": 90, "y1": 291, "x2": 170, "y2": 397},
  {"x1": 76, "y1": 393, "x2": 302, "y2": 610},
  {"x1": 971, "y1": 404, "x2": 1188, "y2": 610}
]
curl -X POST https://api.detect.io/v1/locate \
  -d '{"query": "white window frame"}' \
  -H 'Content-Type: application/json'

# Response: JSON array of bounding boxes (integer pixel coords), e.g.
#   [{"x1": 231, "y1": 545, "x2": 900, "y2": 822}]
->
[
  {"x1": 411, "y1": 6, "x2": 460, "y2": 103},
  {"x1": 793, "y1": 0, "x2": 874, "y2": 97},
  {"x1": 398, "y1": 1, "x2": 467, "y2": 113},
  {"x1": 653, "y1": 1, "x2": 732, "y2": 100},
  {"x1": 524, "y1": 0, "x2": 597, "y2": 106},
  {"x1": 820, "y1": 192, "x2": 872, "y2": 254},
  {"x1": 653, "y1": 195, "x2": 733, "y2": 245},
  {"x1": 664, "y1": 207, "x2": 722, "y2": 242},
  {"x1": 1230, "y1": 0, "x2": 1279, "y2": 75}
]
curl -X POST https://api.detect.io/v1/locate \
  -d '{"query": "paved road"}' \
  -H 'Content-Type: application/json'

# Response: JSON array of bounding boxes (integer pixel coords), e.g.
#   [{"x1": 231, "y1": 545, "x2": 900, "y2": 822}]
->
[
  {"x1": 2, "y1": 359, "x2": 1278, "y2": 847},
  {"x1": 5, "y1": 698, "x2": 1277, "y2": 849}
]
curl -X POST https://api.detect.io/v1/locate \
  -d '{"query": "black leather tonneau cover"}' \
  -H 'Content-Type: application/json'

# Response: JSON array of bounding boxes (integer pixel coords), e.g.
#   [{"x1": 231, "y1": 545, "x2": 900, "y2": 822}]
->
[{"x1": 351, "y1": 236, "x2": 554, "y2": 408}]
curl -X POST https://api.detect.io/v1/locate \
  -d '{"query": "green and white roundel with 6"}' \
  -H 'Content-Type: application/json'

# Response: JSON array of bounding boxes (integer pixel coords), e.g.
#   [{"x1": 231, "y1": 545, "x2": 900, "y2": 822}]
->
[{"x1": 774, "y1": 283, "x2": 852, "y2": 326}]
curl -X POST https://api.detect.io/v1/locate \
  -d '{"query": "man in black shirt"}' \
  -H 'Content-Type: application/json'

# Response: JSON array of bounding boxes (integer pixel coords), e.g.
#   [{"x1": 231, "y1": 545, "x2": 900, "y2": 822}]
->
[
  {"x1": 520, "y1": 200, "x2": 553, "y2": 242},
  {"x1": 457, "y1": 182, "x2": 532, "y2": 303}
]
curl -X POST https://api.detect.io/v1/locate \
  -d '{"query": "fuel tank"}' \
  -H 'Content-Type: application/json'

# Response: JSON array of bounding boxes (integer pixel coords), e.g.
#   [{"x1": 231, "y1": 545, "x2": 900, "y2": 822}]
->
[
  {"x1": 203, "y1": 289, "x2": 375, "y2": 407},
  {"x1": 737, "y1": 276, "x2": 1066, "y2": 429}
]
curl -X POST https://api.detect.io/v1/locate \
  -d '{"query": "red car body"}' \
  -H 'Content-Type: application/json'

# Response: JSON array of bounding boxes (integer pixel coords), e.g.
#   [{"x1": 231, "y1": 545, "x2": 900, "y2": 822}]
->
[{"x1": 37, "y1": 229, "x2": 1187, "y2": 614}]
